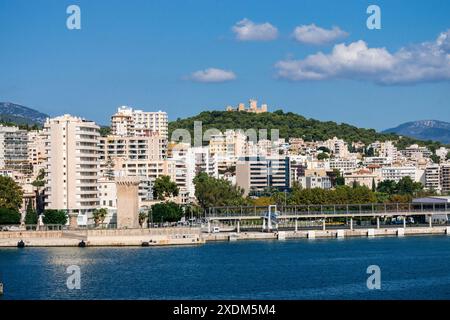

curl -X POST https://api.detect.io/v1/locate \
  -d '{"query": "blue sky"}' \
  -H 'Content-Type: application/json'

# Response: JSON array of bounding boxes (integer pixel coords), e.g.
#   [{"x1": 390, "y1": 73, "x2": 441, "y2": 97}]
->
[{"x1": 0, "y1": 0, "x2": 449, "y2": 130}]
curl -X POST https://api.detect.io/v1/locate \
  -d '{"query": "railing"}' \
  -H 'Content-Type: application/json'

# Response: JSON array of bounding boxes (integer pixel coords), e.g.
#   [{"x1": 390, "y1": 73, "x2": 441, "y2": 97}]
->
[{"x1": 207, "y1": 203, "x2": 450, "y2": 219}]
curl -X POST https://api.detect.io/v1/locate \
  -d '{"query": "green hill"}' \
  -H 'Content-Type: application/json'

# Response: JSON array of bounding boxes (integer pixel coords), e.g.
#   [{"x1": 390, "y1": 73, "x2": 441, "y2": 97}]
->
[{"x1": 169, "y1": 110, "x2": 445, "y2": 150}]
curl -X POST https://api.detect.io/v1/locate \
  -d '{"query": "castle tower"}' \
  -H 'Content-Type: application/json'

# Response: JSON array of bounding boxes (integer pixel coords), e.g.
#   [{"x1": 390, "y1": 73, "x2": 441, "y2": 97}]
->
[{"x1": 116, "y1": 177, "x2": 140, "y2": 229}]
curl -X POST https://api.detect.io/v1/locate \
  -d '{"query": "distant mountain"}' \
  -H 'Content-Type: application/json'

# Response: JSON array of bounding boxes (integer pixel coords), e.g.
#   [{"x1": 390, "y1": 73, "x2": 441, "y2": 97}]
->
[
  {"x1": 0, "y1": 102, "x2": 49, "y2": 125},
  {"x1": 383, "y1": 120, "x2": 450, "y2": 144}
]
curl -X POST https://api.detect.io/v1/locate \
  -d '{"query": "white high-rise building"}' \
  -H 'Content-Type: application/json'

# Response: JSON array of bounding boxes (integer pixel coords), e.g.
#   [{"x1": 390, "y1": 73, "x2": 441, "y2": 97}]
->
[
  {"x1": 44, "y1": 115, "x2": 100, "y2": 216},
  {"x1": 111, "y1": 106, "x2": 168, "y2": 139}
]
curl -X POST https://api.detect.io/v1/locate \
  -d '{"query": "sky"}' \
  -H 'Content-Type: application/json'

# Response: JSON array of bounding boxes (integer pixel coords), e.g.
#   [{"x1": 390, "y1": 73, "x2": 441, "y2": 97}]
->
[{"x1": 0, "y1": 0, "x2": 449, "y2": 130}]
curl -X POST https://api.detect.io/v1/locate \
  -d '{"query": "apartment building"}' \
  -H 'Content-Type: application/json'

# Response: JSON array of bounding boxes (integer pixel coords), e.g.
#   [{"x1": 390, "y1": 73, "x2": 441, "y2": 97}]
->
[
  {"x1": 380, "y1": 166, "x2": 424, "y2": 183},
  {"x1": 98, "y1": 133, "x2": 166, "y2": 163},
  {"x1": 329, "y1": 158, "x2": 358, "y2": 174},
  {"x1": 0, "y1": 125, "x2": 30, "y2": 174},
  {"x1": 111, "y1": 106, "x2": 168, "y2": 138},
  {"x1": 236, "y1": 156, "x2": 290, "y2": 196},
  {"x1": 320, "y1": 137, "x2": 349, "y2": 158},
  {"x1": 401, "y1": 144, "x2": 432, "y2": 159},
  {"x1": 209, "y1": 130, "x2": 247, "y2": 160},
  {"x1": 298, "y1": 176, "x2": 332, "y2": 190},
  {"x1": 27, "y1": 130, "x2": 47, "y2": 176},
  {"x1": 43, "y1": 115, "x2": 100, "y2": 217},
  {"x1": 425, "y1": 164, "x2": 441, "y2": 193},
  {"x1": 441, "y1": 164, "x2": 450, "y2": 194}
]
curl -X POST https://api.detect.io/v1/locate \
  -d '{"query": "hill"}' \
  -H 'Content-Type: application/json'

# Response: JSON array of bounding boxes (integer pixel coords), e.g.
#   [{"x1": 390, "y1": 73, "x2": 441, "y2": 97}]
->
[
  {"x1": 0, "y1": 102, "x2": 49, "y2": 126},
  {"x1": 169, "y1": 110, "x2": 440, "y2": 146},
  {"x1": 169, "y1": 110, "x2": 443, "y2": 149},
  {"x1": 383, "y1": 120, "x2": 450, "y2": 144}
]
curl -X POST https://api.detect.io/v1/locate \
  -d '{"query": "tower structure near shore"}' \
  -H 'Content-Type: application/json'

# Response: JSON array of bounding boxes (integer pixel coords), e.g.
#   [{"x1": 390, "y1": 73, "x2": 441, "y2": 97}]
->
[{"x1": 116, "y1": 176, "x2": 140, "y2": 228}]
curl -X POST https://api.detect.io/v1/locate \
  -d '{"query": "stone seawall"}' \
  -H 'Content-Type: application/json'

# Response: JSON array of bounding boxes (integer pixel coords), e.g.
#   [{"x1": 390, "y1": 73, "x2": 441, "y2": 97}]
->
[
  {"x1": 1, "y1": 226, "x2": 449, "y2": 247},
  {"x1": 0, "y1": 227, "x2": 203, "y2": 247}
]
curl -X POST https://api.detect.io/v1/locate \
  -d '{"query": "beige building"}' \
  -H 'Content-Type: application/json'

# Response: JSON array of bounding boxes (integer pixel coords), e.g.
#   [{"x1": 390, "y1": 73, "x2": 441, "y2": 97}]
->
[
  {"x1": 99, "y1": 133, "x2": 166, "y2": 163},
  {"x1": 27, "y1": 130, "x2": 46, "y2": 176},
  {"x1": 344, "y1": 169, "x2": 381, "y2": 189},
  {"x1": 43, "y1": 115, "x2": 100, "y2": 217},
  {"x1": 111, "y1": 106, "x2": 168, "y2": 138}
]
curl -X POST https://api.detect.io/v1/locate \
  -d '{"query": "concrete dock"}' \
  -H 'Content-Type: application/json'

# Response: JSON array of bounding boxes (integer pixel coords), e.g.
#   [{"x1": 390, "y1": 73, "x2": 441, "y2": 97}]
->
[
  {"x1": 1, "y1": 226, "x2": 450, "y2": 247},
  {"x1": 0, "y1": 227, "x2": 204, "y2": 247}
]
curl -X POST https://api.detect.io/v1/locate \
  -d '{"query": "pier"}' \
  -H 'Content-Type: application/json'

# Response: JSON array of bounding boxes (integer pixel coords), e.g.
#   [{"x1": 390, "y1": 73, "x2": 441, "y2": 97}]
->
[{"x1": 206, "y1": 202, "x2": 450, "y2": 232}]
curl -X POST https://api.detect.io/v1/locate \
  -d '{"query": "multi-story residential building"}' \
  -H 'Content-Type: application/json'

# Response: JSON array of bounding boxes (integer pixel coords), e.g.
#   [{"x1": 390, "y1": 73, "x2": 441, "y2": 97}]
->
[
  {"x1": 329, "y1": 158, "x2": 358, "y2": 174},
  {"x1": 320, "y1": 137, "x2": 349, "y2": 158},
  {"x1": 226, "y1": 99, "x2": 268, "y2": 113},
  {"x1": 0, "y1": 125, "x2": 30, "y2": 174},
  {"x1": 380, "y1": 166, "x2": 424, "y2": 183},
  {"x1": 401, "y1": 144, "x2": 432, "y2": 159},
  {"x1": 298, "y1": 176, "x2": 332, "y2": 190},
  {"x1": 27, "y1": 130, "x2": 47, "y2": 176},
  {"x1": 209, "y1": 130, "x2": 247, "y2": 159},
  {"x1": 425, "y1": 164, "x2": 441, "y2": 193},
  {"x1": 363, "y1": 157, "x2": 392, "y2": 166},
  {"x1": 441, "y1": 164, "x2": 450, "y2": 194},
  {"x1": 111, "y1": 106, "x2": 168, "y2": 139},
  {"x1": 379, "y1": 141, "x2": 399, "y2": 162},
  {"x1": 43, "y1": 115, "x2": 100, "y2": 221},
  {"x1": 236, "y1": 156, "x2": 290, "y2": 196},
  {"x1": 98, "y1": 133, "x2": 166, "y2": 163}
]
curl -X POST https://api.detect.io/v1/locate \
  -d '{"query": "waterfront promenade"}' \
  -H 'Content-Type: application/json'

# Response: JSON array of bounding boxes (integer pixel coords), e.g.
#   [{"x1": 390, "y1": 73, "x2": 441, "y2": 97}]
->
[
  {"x1": 1, "y1": 225, "x2": 450, "y2": 247},
  {"x1": 1, "y1": 202, "x2": 450, "y2": 247}
]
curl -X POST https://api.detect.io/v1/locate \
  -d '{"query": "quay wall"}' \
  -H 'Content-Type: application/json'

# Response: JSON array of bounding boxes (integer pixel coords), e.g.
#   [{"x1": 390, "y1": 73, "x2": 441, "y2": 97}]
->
[{"x1": 1, "y1": 226, "x2": 449, "y2": 247}]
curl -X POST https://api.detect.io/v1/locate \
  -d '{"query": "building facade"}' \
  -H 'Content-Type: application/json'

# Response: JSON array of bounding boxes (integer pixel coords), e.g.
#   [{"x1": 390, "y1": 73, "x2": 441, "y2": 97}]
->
[{"x1": 43, "y1": 115, "x2": 100, "y2": 219}]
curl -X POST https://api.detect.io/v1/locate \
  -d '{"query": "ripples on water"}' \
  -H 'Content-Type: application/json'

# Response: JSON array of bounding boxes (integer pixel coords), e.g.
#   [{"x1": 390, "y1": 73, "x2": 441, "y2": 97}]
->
[{"x1": 1, "y1": 236, "x2": 450, "y2": 299}]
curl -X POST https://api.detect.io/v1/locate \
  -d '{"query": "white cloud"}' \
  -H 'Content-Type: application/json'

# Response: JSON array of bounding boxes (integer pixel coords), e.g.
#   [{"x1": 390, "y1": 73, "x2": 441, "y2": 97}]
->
[
  {"x1": 292, "y1": 24, "x2": 348, "y2": 45},
  {"x1": 275, "y1": 29, "x2": 450, "y2": 85},
  {"x1": 232, "y1": 18, "x2": 278, "y2": 41},
  {"x1": 189, "y1": 68, "x2": 237, "y2": 83}
]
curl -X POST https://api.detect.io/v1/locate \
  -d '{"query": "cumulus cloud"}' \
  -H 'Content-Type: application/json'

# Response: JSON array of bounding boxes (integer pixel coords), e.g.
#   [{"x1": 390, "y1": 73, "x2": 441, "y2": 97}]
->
[
  {"x1": 232, "y1": 18, "x2": 278, "y2": 41},
  {"x1": 188, "y1": 68, "x2": 237, "y2": 83},
  {"x1": 292, "y1": 24, "x2": 348, "y2": 45},
  {"x1": 275, "y1": 29, "x2": 450, "y2": 85}
]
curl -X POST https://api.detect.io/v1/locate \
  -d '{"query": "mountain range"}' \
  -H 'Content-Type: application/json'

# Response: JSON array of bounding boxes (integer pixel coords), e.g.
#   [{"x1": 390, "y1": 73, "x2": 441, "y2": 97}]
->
[
  {"x1": 0, "y1": 102, "x2": 49, "y2": 125},
  {"x1": 383, "y1": 120, "x2": 450, "y2": 144}
]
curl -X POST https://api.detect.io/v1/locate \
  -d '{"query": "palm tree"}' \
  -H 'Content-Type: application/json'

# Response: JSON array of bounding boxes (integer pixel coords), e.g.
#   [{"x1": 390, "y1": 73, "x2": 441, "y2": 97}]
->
[
  {"x1": 138, "y1": 211, "x2": 148, "y2": 228},
  {"x1": 92, "y1": 208, "x2": 108, "y2": 227}
]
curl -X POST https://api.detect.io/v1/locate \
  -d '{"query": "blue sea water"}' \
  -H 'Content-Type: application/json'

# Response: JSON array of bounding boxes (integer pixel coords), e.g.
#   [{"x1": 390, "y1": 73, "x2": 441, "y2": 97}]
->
[{"x1": 1, "y1": 236, "x2": 450, "y2": 300}]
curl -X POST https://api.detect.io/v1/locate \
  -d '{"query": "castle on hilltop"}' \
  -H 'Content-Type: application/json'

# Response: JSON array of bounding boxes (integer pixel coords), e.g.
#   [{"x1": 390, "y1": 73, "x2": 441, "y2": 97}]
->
[{"x1": 226, "y1": 99, "x2": 268, "y2": 114}]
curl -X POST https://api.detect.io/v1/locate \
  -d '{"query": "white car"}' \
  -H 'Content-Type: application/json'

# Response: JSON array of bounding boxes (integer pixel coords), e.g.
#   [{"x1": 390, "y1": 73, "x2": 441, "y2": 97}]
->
[{"x1": 212, "y1": 226, "x2": 220, "y2": 233}]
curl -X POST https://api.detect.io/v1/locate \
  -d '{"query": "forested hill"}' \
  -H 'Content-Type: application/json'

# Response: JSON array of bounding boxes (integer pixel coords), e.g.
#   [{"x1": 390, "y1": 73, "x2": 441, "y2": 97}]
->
[{"x1": 169, "y1": 110, "x2": 443, "y2": 148}]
